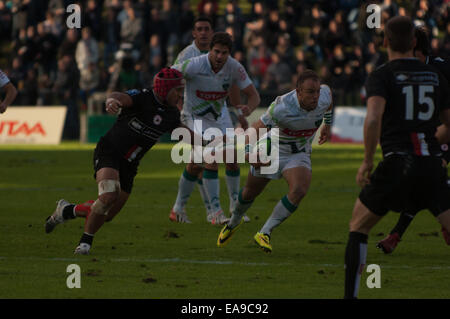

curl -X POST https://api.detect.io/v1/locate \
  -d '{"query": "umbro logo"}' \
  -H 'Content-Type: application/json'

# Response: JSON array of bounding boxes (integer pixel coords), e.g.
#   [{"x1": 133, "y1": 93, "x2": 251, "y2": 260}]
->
[{"x1": 396, "y1": 74, "x2": 408, "y2": 81}]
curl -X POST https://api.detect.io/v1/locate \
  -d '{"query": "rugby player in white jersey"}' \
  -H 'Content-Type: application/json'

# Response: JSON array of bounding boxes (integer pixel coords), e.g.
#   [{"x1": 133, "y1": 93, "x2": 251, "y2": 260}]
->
[
  {"x1": 171, "y1": 18, "x2": 251, "y2": 224},
  {"x1": 217, "y1": 70, "x2": 333, "y2": 253},
  {"x1": 0, "y1": 69, "x2": 18, "y2": 113},
  {"x1": 170, "y1": 32, "x2": 260, "y2": 225}
]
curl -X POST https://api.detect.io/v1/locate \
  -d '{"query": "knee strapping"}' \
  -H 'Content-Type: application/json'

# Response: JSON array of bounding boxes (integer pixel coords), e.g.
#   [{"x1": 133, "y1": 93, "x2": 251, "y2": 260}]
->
[{"x1": 98, "y1": 179, "x2": 121, "y2": 196}]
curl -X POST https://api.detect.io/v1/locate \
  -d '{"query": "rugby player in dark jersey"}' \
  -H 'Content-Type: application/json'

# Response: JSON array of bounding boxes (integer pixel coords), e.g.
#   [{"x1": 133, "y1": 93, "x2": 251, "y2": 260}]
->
[
  {"x1": 377, "y1": 26, "x2": 450, "y2": 254},
  {"x1": 344, "y1": 16, "x2": 450, "y2": 299},
  {"x1": 44, "y1": 68, "x2": 193, "y2": 255}
]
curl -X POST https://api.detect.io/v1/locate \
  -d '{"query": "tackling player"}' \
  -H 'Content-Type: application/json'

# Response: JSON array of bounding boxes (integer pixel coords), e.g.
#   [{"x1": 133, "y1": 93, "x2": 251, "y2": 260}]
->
[
  {"x1": 171, "y1": 18, "x2": 250, "y2": 224},
  {"x1": 217, "y1": 69, "x2": 333, "y2": 253},
  {"x1": 376, "y1": 26, "x2": 450, "y2": 254},
  {"x1": 344, "y1": 16, "x2": 450, "y2": 299},
  {"x1": 45, "y1": 67, "x2": 196, "y2": 255},
  {"x1": 170, "y1": 32, "x2": 260, "y2": 225}
]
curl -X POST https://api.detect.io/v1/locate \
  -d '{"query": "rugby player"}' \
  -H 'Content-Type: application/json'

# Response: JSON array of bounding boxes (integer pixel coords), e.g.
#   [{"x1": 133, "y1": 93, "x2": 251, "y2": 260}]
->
[{"x1": 0, "y1": 69, "x2": 18, "y2": 113}]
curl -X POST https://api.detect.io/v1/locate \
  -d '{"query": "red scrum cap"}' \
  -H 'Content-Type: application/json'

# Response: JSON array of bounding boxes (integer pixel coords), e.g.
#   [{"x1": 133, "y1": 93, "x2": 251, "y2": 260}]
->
[{"x1": 153, "y1": 68, "x2": 185, "y2": 101}]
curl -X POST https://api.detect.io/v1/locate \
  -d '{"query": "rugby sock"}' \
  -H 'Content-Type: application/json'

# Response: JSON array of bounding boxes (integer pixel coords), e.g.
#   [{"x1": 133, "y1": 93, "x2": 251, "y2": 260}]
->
[
  {"x1": 260, "y1": 195, "x2": 297, "y2": 235},
  {"x1": 229, "y1": 189, "x2": 253, "y2": 228},
  {"x1": 197, "y1": 179, "x2": 212, "y2": 216},
  {"x1": 202, "y1": 169, "x2": 222, "y2": 213},
  {"x1": 79, "y1": 232, "x2": 94, "y2": 246},
  {"x1": 62, "y1": 205, "x2": 76, "y2": 220},
  {"x1": 390, "y1": 212, "x2": 415, "y2": 238},
  {"x1": 225, "y1": 169, "x2": 240, "y2": 213},
  {"x1": 74, "y1": 200, "x2": 95, "y2": 218},
  {"x1": 344, "y1": 232, "x2": 368, "y2": 299},
  {"x1": 173, "y1": 168, "x2": 197, "y2": 212}
]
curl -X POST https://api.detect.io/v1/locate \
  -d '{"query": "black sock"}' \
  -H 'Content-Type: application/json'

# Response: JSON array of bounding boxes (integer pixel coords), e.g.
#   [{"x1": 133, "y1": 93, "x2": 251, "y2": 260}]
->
[
  {"x1": 79, "y1": 232, "x2": 94, "y2": 246},
  {"x1": 62, "y1": 204, "x2": 76, "y2": 220},
  {"x1": 390, "y1": 212, "x2": 415, "y2": 238},
  {"x1": 344, "y1": 232, "x2": 368, "y2": 299}
]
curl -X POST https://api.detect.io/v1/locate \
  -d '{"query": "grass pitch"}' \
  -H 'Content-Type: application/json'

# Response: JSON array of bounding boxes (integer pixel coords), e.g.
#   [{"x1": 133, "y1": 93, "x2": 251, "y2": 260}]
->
[{"x1": 0, "y1": 143, "x2": 449, "y2": 299}]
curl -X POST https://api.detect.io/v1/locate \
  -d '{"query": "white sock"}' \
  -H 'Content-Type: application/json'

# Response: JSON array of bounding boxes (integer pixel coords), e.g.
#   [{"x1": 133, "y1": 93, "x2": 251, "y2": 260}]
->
[
  {"x1": 225, "y1": 169, "x2": 240, "y2": 213},
  {"x1": 229, "y1": 189, "x2": 253, "y2": 228},
  {"x1": 197, "y1": 179, "x2": 212, "y2": 216},
  {"x1": 260, "y1": 195, "x2": 297, "y2": 235},
  {"x1": 203, "y1": 169, "x2": 222, "y2": 213},
  {"x1": 173, "y1": 168, "x2": 197, "y2": 212}
]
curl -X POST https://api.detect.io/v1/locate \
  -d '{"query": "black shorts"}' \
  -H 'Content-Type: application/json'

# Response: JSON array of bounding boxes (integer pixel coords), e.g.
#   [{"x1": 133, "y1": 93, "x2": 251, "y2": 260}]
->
[
  {"x1": 93, "y1": 138, "x2": 138, "y2": 194},
  {"x1": 359, "y1": 154, "x2": 450, "y2": 217}
]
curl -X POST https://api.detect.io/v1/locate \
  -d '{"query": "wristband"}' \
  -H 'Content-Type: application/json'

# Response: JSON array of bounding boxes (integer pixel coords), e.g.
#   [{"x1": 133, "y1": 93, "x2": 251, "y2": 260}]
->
[{"x1": 324, "y1": 110, "x2": 333, "y2": 125}]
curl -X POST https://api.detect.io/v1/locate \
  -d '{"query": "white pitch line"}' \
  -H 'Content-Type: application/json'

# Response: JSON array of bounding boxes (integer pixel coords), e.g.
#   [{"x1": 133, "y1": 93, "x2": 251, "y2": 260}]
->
[{"x1": 1, "y1": 256, "x2": 450, "y2": 270}]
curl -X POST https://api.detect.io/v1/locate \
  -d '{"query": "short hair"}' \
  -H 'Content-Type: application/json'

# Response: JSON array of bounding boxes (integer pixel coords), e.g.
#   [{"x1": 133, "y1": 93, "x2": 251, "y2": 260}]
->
[
  {"x1": 210, "y1": 32, "x2": 233, "y2": 52},
  {"x1": 414, "y1": 26, "x2": 430, "y2": 56},
  {"x1": 296, "y1": 69, "x2": 320, "y2": 88},
  {"x1": 385, "y1": 16, "x2": 415, "y2": 53},
  {"x1": 194, "y1": 16, "x2": 213, "y2": 29}
]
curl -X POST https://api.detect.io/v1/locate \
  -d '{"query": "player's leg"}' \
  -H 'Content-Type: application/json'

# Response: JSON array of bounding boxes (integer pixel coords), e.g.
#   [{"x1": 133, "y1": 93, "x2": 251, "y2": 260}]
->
[
  {"x1": 203, "y1": 162, "x2": 230, "y2": 224},
  {"x1": 254, "y1": 166, "x2": 311, "y2": 253},
  {"x1": 196, "y1": 171, "x2": 213, "y2": 220},
  {"x1": 377, "y1": 211, "x2": 417, "y2": 253},
  {"x1": 75, "y1": 167, "x2": 121, "y2": 254},
  {"x1": 171, "y1": 162, "x2": 203, "y2": 223},
  {"x1": 104, "y1": 191, "x2": 130, "y2": 222},
  {"x1": 437, "y1": 209, "x2": 450, "y2": 245},
  {"x1": 217, "y1": 171, "x2": 270, "y2": 247},
  {"x1": 344, "y1": 198, "x2": 383, "y2": 299}
]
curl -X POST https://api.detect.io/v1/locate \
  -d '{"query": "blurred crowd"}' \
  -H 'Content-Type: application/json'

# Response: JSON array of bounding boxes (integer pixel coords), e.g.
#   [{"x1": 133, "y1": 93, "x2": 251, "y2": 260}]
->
[{"x1": 0, "y1": 0, "x2": 449, "y2": 139}]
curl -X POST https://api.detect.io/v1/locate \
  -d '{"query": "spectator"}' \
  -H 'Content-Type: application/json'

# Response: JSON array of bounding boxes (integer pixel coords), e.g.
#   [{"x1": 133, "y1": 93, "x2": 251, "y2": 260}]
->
[
  {"x1": 120, "y1": 6, "x2": 143, "y2": 52},
  {"x1": 84, "y1": 0, "x2": 103, "y2": 41},
  {"x1": 75, "y1": 27, "x2": 99, "y2": 72},
  {"x1": 21, "y1": 67, "x2": 38, "y2": 105},
  {"x1": 261, "y1": 52, "x2": 292, "y2": 94},
  {"x1": 0, "y1": 0, "x2": 12, "y2": 39},
  {"x1": 58, "y1": 28, "x2": 79, "y2": 59}
]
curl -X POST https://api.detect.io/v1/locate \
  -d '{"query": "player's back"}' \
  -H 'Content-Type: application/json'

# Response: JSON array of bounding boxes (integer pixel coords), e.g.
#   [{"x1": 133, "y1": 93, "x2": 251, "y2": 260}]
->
[{"x1": 366, "y1": 58, "x2": 449, "y2": 157}]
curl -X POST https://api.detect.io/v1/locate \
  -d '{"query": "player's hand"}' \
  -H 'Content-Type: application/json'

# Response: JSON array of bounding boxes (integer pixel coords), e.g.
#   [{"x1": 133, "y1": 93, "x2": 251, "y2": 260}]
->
[
  {"x1": 105, "y1": 98, "x2": 122, "y2": 115},
  {"x1": 318, "y1": 124, "x2": 331, "y2": 145},
  {"x1": 235, "y1": 104, "x2": 252, "y2": 117},
  {"x1": 356, "y1": 160, "x2": 373, "y2": 188},
  {"x1": 237, "y1": 114, "x2": 249, "y2": 130}
]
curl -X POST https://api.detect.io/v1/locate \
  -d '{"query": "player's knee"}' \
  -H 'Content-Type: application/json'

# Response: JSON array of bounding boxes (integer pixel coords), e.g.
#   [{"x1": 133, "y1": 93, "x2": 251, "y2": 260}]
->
[
  {"x1": 187, "y1": 163, "x2": 203, "y2": 176},
  {"x1": 288, "y1": 187, "x2": 308, "y2": 204},
  {"x1": 97, "y1": 179, "x2": 121, "y2": 206}
]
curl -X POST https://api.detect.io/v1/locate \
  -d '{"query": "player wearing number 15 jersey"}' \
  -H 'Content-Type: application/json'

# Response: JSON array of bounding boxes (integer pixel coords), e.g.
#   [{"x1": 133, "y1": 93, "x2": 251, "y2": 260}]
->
[{"x1": 344, "y1": 16, "x2": 450, "y2": 299}]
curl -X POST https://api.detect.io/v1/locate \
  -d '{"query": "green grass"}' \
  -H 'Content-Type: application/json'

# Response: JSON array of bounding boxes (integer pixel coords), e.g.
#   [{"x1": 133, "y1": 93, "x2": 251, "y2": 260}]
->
[{"x1": 0, "y1": 143, "x2": 449, "y2": 299}]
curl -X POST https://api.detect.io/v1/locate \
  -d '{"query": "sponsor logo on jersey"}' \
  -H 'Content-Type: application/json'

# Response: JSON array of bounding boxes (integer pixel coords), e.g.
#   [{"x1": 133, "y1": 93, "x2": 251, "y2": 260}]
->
[
  {"x1": 282, "y1": 127, "x2": 318, "y2": 137},
  {"x1": 196, "y1": 90, "x2": 228, "y2": 101},
  {"x1": 394, "y1": 71, "x2": 439, "y2": 85}
]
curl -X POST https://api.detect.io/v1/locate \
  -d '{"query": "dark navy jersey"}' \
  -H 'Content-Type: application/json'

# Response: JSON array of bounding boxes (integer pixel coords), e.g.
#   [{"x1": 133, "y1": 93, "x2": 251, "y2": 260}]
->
[
  {"x1": 427, "y1": 55, "x2": 450, "y2": 162},
  {"x1": 365, "y1": 58, "x2": 450, "y2": 157},
  {"x1": 101, "y1": 88, "x2": 181, "y2": 164}
]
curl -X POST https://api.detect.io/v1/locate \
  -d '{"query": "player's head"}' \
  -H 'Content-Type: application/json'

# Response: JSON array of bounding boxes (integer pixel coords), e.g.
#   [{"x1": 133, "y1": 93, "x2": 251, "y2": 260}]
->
[
  {"x1": 296, "y1": 69, "x2": 321, "y2": 111},
  {"x1": 384, "y1": 16, "x2": 416, "y2": 54},
  {"x1": 153, "y1": 68, "x2": 185, "y2": 108},
  {"x1": 413, "y1": 26, "x2": 430, "y2": 62},
  {"x1": 192, "y1": 17, "x2": 213, "y2": 50},
  {"x1": 209, "y1": 32, "x2": 233, "y2": 72}
]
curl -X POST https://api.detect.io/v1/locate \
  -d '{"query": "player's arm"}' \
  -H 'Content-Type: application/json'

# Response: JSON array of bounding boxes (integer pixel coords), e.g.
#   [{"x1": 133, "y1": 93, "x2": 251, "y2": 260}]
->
[
  {"x1": 228, "y1": 83, "x2": 249, "y2": 130},
  {"x1": 318, "y1": 87, "x2": 334, "y2": 145},
  {"x1": 0, "y1": 82, "x2": 18, "y2": 114},
  {"x1": 437, "y1": 109, "x2": 450, "y2": 144},
  {"x1": 235, "y1": 84, "x2": 260, "y2": 116},
  {"x1": 105, "y1": 92, "x2": 134, "y2": 114},
  {"x1": 357, "y1": 96, "x2": 385, "y2": 187}
]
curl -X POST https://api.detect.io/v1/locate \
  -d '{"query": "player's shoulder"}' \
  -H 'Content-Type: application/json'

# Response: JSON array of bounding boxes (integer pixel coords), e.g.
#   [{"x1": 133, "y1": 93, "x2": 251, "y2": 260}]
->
[
  {"x1": 428, "y1": 55, "x2": 450, "y2": 81},
  {"x1": 0, "y1": 69, "x2": 10, "y2": 87},
  {"x1": 319, "y1": 84, "x2": 332, "y2": 106}
]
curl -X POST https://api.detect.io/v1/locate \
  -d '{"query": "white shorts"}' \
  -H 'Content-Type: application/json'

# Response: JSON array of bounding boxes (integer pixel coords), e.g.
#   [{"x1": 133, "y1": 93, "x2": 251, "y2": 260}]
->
[{"x1": 250, "y1": 151, "x2": 311, "y2": 180}]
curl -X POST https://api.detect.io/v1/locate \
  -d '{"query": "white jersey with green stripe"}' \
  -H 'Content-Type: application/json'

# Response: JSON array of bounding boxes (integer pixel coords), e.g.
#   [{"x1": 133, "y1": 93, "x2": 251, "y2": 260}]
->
[
  {"x1": 172, "y1": 53, "x2": 252, "y2": 122},
  {"x1": 260, "y1": 85, "x2": 332, "y2": 154},
  {"x1": 173, "y1": 41, "x2": 208, "y2": 64}
]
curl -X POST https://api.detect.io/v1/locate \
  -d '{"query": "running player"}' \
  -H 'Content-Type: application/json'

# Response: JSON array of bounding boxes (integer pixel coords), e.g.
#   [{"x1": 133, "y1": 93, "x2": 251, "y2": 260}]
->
[
  {"x1": 171, "y1": 18, "x2": 250, "y2": 224},
  {"x1": 170, "y1": 32, "x2": 260, "y2": 225},
  {"x1": 217, "y1": 69, "x2": 333, "y2": 253},
  {"x1": 344, "y1": 16, "x2": 450, "y2": 299},
  {"x1": 376, "y1": 26, "x2": 450, "y2": 254},
  {"x1": 45, "y1": 67, "x2": 195, "y2": 255}
]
